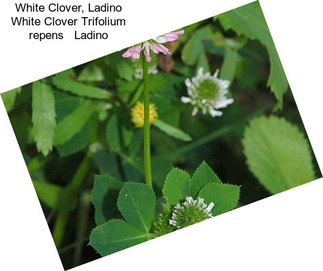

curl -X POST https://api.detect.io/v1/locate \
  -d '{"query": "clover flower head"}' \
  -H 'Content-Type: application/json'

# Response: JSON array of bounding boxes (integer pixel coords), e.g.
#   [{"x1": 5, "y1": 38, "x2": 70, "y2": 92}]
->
[
  {"x1": 181, "y1": 68, "x2": 234, "y2": 117},
  {"x1": 131, "y1": 102, "x2": 158, "y2": 128},
  {"x1": 122, "y1": 30, "x2": 184, "y2": 62},
  {"x1": 169, "y1": 196, "x2": 214, "y2": 229}
]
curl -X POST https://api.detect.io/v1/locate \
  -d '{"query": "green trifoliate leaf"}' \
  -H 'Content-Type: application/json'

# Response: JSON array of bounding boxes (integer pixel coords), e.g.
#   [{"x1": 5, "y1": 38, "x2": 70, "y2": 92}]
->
[
  {"x1": 1, "y1": 87, "x2": 21, "y2": 112},
  {"x1": 54, "y1": 100, "x2": 97, "y2": 146},
  {"x1": 198, "y1": 183, "x2": 240, "y2": 216},
  {"x1": 33, "y1": 181, "x2": 62, "y2": 209},
  {"x1": 218, "y1": 2, "x2": 288, "y2": 108},
  {"x1": 92, "y1": 175, "x2": 124, "y2": 225},
  {"x1": 162, "y1": 168, "x2": 190, "y2": 205},
  {"x1": 90, "y1": 219, "x2": 148, "y2": 256},
  {"x1": 190, "y1": 161, "x2": 221, "y2": 197},
  {"x1": 242, "y1": 116, "x2": 315, "y2": 194},
  {"x1": 32, "y1": 81, "x2": 56, "y2": 156},
  {"x1": 52, "y1": 76, "x2": 111, "y2": 100},
  {"x1": 153, "y1": 119, "x2": 192, "y2": 142},
  {"x1": 117, "y1": 183, "x2": 156, "y2": 233}
]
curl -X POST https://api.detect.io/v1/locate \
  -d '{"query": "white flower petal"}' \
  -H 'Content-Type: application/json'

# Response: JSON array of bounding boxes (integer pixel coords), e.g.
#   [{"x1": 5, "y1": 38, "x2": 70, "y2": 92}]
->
[
  {"x1": 220, "y1": 80, "x2": 230, "y2": 89},
  {"x1": 185, "y1": 78, "x2": 192, "y2": 87},
  {"x1": 216, "y1": 98, "x2": 234, "y2": 109},
  {"x1": 192, "y1": 107, "x2": 199, "y2": 116},
  {"x1": 209, "y1": 108, "x2": 223, "y2": 117},
  {"x1": 205, "y1": 202, "x2": 215, "y2": 213},
  {"x1": 181, "y1": 96, "x2": 192, "y2": 104},
  {"x1": 186, "y1": 196, "x2": 194, "y2": 203},
  {"x1": 198, "y1": 67, "x2": 204, "y2": 76}
]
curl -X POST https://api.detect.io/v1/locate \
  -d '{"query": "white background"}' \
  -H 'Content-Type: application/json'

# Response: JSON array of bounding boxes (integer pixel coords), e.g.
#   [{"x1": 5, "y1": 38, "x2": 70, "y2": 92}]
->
[{"x1": 0, "y1": 0, "x2": 323, "y2": 270}]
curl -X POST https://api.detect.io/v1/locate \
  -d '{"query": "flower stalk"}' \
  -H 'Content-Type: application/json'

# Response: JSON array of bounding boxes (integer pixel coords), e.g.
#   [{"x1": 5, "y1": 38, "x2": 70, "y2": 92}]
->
[
  {"x1": 142, "y1": 53, "x2": 152, "y2": 187},
  {"x1": 123, "y1": 30, "x2": 184, "y2": 188}
]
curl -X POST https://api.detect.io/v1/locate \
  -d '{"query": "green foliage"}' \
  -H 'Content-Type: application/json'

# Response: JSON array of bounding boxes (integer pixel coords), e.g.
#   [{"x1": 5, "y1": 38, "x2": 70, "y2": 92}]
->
[
  {"x1": 90, "y1": 182, "x2": 154, "y2": 256},
  {"x1": 106, "y1": 114, "x2": 133, "y2": 152},
  {"x1": 115, "y1": 59, "x2": 134, "y2": 82},
  {"x1": 1, "y1": 87, "x2": 21, "y2": 112},
  {"x1": 220, "y1": 47, "x2": 239, "y2": 81},
  {"x1": 78, "y1": 64, "x2": 104, "y2": 82},
  {"x1": 91, "y1": 175, "x2": 124, "y2": 225},
  {"x1": 52, "y1": 76, "x2": 111, "y2": 100},
  {"x1": 190, "y1": 161, "x2": 221, "y2": 197},
  {"x1": 54, "y1": 100, "x2": 97, "y2": 146},
  {"x1": 33, "y1": 180, "x2": 62, "y2": 209},
  {"x1": 198, "y1": 183, "x2": 240, "y2": 215},
  {"x1": 242, "y1": 116, "x2": 315, "y2": 194},
  {"x1": 32, "y1": 81, "x2": 56, "y2": 156},
  {"x1": 56, "y1": 122, "x2": 92, "y2": 157},
  {"x1": 153, "y1": 119, "x2": 192, "y2": 142},
  {"x1": 117, "y1": 183, "x2": 156, "y2": 233},
  {"x1": 161, "y1": 161, "x2": 239, "y2": 216},
  {"x1": 218, "y1": 1, "x2": 288, "y2": 107},
  {"x1": 162, "y1": 168, "x2": 190, "y2": 205},
  {"x1": 151, "y1": 212, "x2": 174, "y2": 237},
  {"x1": 90, "y1": 219, "x2": 149, "y2": 256},
  {"x1": 90, "y1": 162, "x2": 240, "y2": 256},
  {"x1": 182, "y1": 26, "x2": 213, "y2": 66},
  {"x1": 151, "y1": 95, "x2": 180, "y2": 127},
  {"x1": 104, "y1": 52, "x2": 135, "y2": 81}
]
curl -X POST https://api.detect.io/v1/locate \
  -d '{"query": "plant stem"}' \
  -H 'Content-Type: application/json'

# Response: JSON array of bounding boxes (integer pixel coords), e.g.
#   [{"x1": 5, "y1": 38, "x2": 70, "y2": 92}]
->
[
  {"x1": 73, "y1": 191, "x2": 91, "y2": 266},
  {"x1": 53, "y1": 155, "x2": 90, "y2": 248},
  {"x1": 142, "y1": 55, "x2": 152, "y2": 188}
]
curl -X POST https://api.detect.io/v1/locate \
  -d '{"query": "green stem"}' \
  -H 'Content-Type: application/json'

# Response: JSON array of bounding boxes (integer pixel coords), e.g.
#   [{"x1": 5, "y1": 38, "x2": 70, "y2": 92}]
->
[
  {"x1": 53, "y1": 155, "x2": 90, "y2": 248},
  {"x1": 142, "y1": 54, "x2": 152, "y2": 188},
  {"x1": 73, "y1": 191, "x2": 91, "y2": 266},
  {"x1": 53, "y1": 116, "x2": 98, "y2": 249}
]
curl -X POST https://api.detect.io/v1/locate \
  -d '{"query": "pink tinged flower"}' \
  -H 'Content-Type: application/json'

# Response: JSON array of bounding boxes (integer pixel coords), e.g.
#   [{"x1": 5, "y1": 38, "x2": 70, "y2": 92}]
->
[
  {"x1": 155, "y1": 30, "x2": 185, "y2": 43},
  {"x1": 122, "y1": 45, "x2": 141, "y2": 60},
  {"x1": 143, "y1": 47, "x2": 151, "y2": 62},
  {"x1": 150, "y1": 43, "x2": 170, "y2": 55},
  {"x1": 122, "y1": 30, "x2": 184, "y2": 62}
]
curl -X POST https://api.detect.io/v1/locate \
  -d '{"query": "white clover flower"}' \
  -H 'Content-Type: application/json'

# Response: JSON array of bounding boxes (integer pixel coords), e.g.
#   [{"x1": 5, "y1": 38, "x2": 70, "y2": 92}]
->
[
  {"x1": 169, "y1": 196, "x2": 214, "y2": 229},
  {"x1": 181, "y1": 68, "x2": 234, "y2": 117}
]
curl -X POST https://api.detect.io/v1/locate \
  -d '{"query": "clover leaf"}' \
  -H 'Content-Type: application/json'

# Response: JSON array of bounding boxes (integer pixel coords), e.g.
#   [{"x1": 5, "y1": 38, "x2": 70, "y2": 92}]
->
[
  {"x1": 162, "y1": 168, "x2": 190, "y2": 205},
  {"x1": 190, "y1": 161, "x2": 221, "y2": 197},
  {"x1": 117, "y1": 183, "x2": 156, "y2": 233},
  {"x1": 90, "y1": 182, "x2": 155, "y2": 256},
  {"x1": 198, "y1": 183, "x2": 240, "y2": 216},
  {"x1": 162, "y1": 161, "x2": 240, "y2": 216},
  {"x1": 91, "y1": 175, "x2": 124, "y2": 225},
  {"x1": 90, "y1": 219, "x2": 149, "y2": 256}
]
